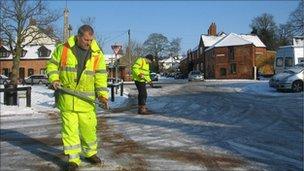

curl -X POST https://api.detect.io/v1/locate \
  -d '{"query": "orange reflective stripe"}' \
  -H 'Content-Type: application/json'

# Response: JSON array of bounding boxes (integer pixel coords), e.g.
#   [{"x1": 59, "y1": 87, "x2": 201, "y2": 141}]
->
[
  {"x1": 61, "y1": 43, "x2": 69, "y2": 68},
  {"x1": 93, "y1": 55, "x2": 100, "y2": 71}
]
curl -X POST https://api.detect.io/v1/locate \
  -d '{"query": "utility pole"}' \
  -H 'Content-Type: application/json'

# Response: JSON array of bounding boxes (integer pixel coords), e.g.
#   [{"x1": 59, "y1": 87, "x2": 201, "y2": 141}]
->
[
  {"x1": 127, "y1": 29, "x2": 131, "y2": 70},
  {"x1": 63, "y1": 0, "x2": 69, "y2": 42}
]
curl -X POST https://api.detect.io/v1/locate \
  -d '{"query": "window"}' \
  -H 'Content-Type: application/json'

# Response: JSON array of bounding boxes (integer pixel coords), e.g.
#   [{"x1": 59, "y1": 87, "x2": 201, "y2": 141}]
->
[
  {"x1": 285, "y1": 57, "x2": 293, "y2": 67},
  {"x1": 228, "y1": 47, "x2": 234, "y2": 60},
  {"x1": 200, "y1": 47, "x2": 203, "y2": 55},
  {"x1": 0, "y1": 46, "x2": 10, "y2": 58},
  {"x1": 276, "y1": 57, "x2": 283, "y2": 67},
  {"x1": 40, "y1": 68, "x2": 46, "y2": 75},
  {"x1": 220, "y1": 68, "x2": 227, "y2": 76},
  {"x1": 230, "y1": 63, "x2": 237, "y2": 74},
  {"x1": 19, "y1": 67, "x2": 25, "y2": 79},
  {"x1": 28, "y1": 68, "x2": 34, "y2": 77},
  {"x1": 0, "y1": 51, "x2": 10, "y2": 58},
  {"x1": 2, "y1": 68, "x2": 9, "y2": 76},
  {"x1": 38, "y1": 46, "x2": 51, "y2": 57},
  {"x1": 21, "y1": 50, "x2": 27, "y2": 57},
  {"x1": 298, "y1": 58, "x2": 304, "y2": 63}
]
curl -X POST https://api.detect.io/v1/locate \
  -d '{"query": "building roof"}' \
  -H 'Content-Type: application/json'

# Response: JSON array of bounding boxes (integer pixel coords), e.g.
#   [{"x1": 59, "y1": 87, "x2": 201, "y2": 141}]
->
[
  {"x1": 0, "y1": 45, "x2": 56, "y2": 60},
  {"x1": 104, "y1": 54, "x2": 123, "y2": 64},
  {"x1": 159, "y1": 56, "x2": 181, "y2": 63},
  {"x1": 205, "y1": 33, "x2": 266, "y2": 51},
  {"x1": 238, "y1": 34, "x2": 266, "y2": 47},
  {"x1": 201, "y1": 33, "x2": 226, "y2": 47}
]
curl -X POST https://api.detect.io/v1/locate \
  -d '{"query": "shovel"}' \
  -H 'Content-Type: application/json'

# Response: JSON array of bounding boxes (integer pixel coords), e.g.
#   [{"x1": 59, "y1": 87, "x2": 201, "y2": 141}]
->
[
  {"x1": 143, "y1": 76, "x2": 162, "y2": 88},
  {"x1": 149, "y1": 84, "x2": 162, "y2": 89},
  {"x1": 57, "y1": 86, "x2": 111, "y2": 111}
]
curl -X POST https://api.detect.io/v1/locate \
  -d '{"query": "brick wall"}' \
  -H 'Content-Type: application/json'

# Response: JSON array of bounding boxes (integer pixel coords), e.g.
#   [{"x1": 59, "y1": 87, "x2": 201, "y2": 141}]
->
[
  {"x1": 0, "y1": 59, "x2": 49, "y2": 78},
  {"x1": 205, "y1": 44, "x2": 266, "y2": 79}
]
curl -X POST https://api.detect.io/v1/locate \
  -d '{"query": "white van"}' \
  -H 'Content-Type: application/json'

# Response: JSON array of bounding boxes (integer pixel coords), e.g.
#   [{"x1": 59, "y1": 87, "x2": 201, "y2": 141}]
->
[{"x1": 274, "y1": 37, "x2": 304, "y2": 74}]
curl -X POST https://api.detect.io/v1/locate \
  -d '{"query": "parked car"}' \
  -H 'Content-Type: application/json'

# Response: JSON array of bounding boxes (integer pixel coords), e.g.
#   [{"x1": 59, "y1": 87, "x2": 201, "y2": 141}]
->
[
  {"x1": 24, "y1": 74, "x2": 48, "y2": 85},
  {"x1": 150, "y1": 72, "x2": 158, "y2": 81},
  {"x1": 269, "y1": 66, "x2": 304, "y2": 92},
  {"x1": 0, "y1": 74, "x2": 9, "y2": 85},
  {"x1": 188, "y1": 71, "x2": 204, "y2": 82},
  {"x1": 174, "y1": 72, "x2": 184, "y2": 79}
]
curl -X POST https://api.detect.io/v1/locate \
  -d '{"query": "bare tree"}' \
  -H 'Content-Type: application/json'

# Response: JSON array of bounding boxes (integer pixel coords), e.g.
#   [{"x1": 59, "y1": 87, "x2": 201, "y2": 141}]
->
[
  {"x1": 277, "y1": 23, "x2": 293, "y2": 46},
  {"x1": 81, "y1": 16, "x2": 105, "y2": 49},
  {"x1": 168, "y1": 38, "x2": 182, "y2": 58},
  {"x1": 0, "y1": 0, "x2": 60, "y2": 85},
  {"x1": 143, "y1": 33, "x2": 169, "y2": 59},
  {"x1": 250, "y1": 13, "x2": 278, "y2": 50},
  {"x1": 120, "y1": 40, "x2": 144, "y2": 67},
  {"x1": 287, "y1": 0, "x2": 304, "y2": 36}
]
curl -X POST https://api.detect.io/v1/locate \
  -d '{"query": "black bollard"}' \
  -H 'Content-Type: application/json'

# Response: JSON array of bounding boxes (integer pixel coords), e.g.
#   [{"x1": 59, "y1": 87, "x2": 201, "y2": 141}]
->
[{"x1": 4, "y1": 83, "x2": 18, "y2": 105}]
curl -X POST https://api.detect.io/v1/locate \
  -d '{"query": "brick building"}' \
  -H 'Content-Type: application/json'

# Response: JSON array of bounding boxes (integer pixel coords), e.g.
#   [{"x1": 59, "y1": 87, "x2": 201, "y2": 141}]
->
[
  {"x1": 187, "y1": 23, "x2": 266, "y2": 79},
  {"x1": 0, "y1": 45, "x2": 56, "y2": 79}
]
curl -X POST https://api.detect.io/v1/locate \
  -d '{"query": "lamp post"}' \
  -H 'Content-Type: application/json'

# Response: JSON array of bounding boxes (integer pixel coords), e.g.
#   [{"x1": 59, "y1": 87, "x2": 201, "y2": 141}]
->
[{"x1": 111, "y1": 43, "x2": 122, "y2": 83}]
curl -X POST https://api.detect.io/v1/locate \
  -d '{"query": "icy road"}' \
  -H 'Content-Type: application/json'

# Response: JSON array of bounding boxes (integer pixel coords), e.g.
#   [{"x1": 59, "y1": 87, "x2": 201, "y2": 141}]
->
[{"x1": 0, "y1": 79, "x2": 303, "y2": 171}]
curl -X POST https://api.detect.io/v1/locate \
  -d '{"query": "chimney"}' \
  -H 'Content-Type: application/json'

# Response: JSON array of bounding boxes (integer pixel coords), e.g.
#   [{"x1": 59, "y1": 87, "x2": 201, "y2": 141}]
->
[{"x1": 208, "y1": 22, "x2": 217, "y2": 36}]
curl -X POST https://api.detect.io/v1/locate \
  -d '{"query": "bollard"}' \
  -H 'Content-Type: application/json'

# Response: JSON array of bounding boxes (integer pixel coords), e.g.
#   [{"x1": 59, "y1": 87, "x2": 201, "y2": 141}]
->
[
  {"x1": 111, "y1": 85, "x2": 114, "y2": 102},
  {"x1": 4, "y1": 83, "x2": 17, "y2": 105},
  {"x1": 26, "y1": 87, "x2": 31, "y2": 107},
  {"x1": 120, "y1": 82, "x2": 123, "y2": 96}
]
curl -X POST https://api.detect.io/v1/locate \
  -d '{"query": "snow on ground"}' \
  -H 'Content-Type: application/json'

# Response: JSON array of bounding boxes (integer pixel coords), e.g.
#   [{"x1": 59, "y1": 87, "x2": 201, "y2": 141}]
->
[
  {"x1": 0, "y1": 85, "x2": 129, "y2": 117},
  {"x1": 0, "y1": 80, "x2": 303, "y2": 170}
]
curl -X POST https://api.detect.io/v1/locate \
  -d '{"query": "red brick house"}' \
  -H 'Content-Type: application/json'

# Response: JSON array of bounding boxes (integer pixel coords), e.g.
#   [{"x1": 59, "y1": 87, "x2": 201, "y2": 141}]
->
[
  {"x1": 205, "y1": 33, "x2": 266, "y2": 79},
  {"x1": 187, "y1": 23, "x2": 266, "y2": 79},
  {"x1": 0, "y1": 44, "x2": 56, "y2": 79}
]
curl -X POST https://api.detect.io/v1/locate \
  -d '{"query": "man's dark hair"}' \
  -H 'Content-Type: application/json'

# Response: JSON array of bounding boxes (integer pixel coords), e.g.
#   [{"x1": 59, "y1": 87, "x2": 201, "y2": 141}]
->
[
  {"x1": 78, "y1": 25, "x2": 94, "y2": 36},
  {"x1": 145, "y1": 54, "x2": 153, "y2": 61}
]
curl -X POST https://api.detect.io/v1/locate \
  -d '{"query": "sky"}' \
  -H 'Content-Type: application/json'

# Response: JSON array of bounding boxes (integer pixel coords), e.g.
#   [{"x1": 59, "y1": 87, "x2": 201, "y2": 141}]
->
[{"x1": 48, "y1": 1, "x2": 299, "y2": 55}]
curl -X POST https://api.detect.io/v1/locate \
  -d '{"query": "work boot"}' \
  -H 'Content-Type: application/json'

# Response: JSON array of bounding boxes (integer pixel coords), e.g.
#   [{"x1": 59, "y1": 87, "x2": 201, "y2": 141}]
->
[
  {"x1": 67, "y1": 162, "x2": 78, "y2": 171},
  {"x1": 138, "y1": 105, "x2": 150, "y2": 115},
  {"x1": 85, "y1": 154, "x2": 102, "y2": 165}
]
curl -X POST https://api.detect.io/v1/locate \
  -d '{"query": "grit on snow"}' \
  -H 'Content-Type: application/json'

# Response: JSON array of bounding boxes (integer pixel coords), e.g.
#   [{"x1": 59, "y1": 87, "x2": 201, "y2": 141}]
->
[{"x1": 0, "y1": 79, "x2": 303, "y2": 171}]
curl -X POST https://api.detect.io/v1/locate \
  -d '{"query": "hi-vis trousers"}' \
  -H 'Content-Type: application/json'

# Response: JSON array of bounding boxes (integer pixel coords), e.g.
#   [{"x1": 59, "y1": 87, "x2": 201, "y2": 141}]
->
[{"x1": 60, "y1": 110, "x2": 98, "y2": 165}]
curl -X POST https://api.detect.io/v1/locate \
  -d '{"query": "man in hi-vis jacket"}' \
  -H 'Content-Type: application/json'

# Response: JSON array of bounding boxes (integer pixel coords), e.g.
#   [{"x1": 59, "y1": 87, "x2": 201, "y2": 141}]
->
[
  {"x1": 46, "y1": 25, "x2": 108, "y2": 171},
  {"x1": 132, "y1": 54, "x2": 153, "y2": 115}
]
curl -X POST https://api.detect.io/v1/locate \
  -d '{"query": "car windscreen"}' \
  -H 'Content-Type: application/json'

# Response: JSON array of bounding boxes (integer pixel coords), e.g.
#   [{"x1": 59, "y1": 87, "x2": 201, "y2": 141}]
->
[
  {"x1": 285, "y1": 68, "x2": 304, "y2": 74},
  {"x1": 191, "y1": 71, "x2": 201, "y2": 75}
]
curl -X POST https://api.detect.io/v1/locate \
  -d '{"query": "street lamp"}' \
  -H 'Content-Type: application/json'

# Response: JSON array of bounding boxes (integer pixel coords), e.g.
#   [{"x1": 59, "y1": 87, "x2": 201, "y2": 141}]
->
[{"x1": 111, "y1": 43, "x2": 122, "y2": 83}]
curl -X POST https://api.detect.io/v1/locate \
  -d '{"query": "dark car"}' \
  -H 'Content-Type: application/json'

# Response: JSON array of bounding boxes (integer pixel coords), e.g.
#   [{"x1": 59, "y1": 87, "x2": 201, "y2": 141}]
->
[{"x1": 24, "y1": 74, "x2": 48, "y2": 85}]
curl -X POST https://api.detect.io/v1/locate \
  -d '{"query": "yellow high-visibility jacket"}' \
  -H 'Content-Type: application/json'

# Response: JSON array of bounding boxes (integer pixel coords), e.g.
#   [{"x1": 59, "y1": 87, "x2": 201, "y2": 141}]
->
[
  {"x1": 46, "y1": 36, "x2": 108, "y2": 112},
  {"x1": 131, "y1": 57, "x2": 151, "y2": 83}
]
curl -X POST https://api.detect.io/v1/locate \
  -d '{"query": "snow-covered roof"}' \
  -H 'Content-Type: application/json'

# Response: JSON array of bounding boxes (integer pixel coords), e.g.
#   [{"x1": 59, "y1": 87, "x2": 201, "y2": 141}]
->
[
  {"x1": 293, "y1": 37, "x2": 304, "y2": 46},
  {"x1": 104, "y1": 54, "x2": 122, "y2": 64},
  {"x1": 205, "y1": 33, "x2": 267, "y2": 51},
  {"x1": 159, "y1": 56, "x2": 180, "y2": 63},
  {"x1": 201, "y1": 34, "x2": 226, "y2": 47},
  {"x1": 206, "y1": 33, "x2": 252, "y2": 51},
  {"x1": 239, "y1": 34, "x2": 266, "y2": 47},
  {"x1": 0, "y1": 45, "x2": 56, "y2": 59}
]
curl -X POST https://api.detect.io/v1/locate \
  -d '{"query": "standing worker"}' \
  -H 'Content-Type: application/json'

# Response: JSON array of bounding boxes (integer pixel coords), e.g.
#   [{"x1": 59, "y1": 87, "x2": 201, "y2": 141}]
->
[
  {"x1": 46, "y1": 25, "x2": 108, "y2": 171},
  {"x1": 131, "y1": 54, "x2": 153, "y2": 115}
]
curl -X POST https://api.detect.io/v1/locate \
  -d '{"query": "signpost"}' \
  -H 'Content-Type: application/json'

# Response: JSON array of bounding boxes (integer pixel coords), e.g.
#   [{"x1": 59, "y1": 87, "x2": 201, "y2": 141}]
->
[{"x1": 111, "y1": 43, "x2": 122, "y2": 83}]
